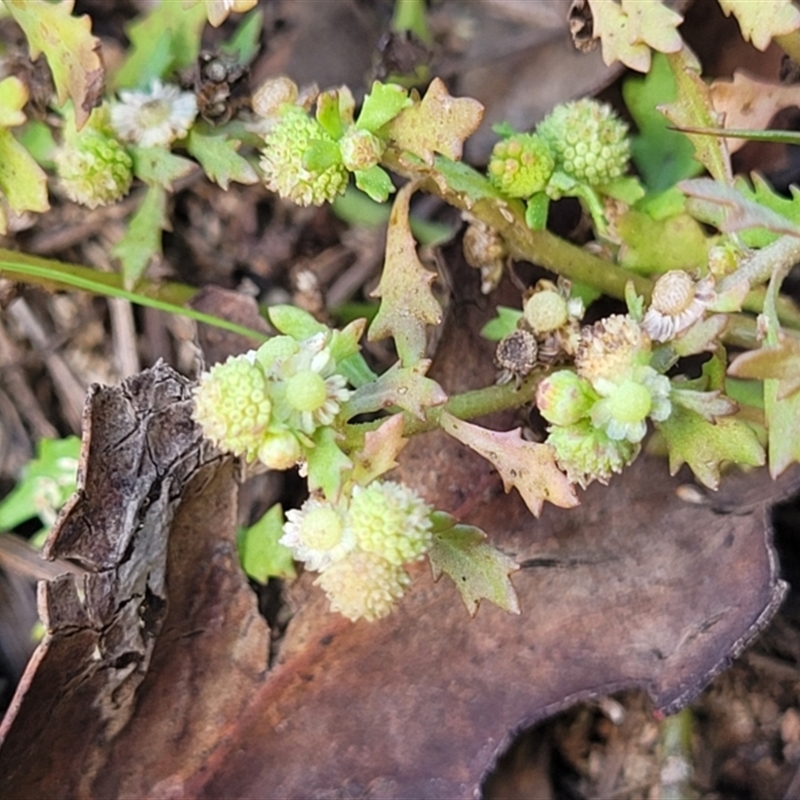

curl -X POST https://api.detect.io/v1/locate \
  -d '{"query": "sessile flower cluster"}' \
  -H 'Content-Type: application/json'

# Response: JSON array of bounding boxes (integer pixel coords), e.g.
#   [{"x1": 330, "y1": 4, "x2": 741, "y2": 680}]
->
[
  {"x1": 192, "y1": 331, "x2": 351, "y2": 471},
  {"x1": 281, "y1": 481, "x2": 433, "y2": 622},
  {"x1": 55, "y1": 80, "x2": 198, "y2": 209},
  {"x1": 537, "y1": 314, "x2": 672, "y2": 488},
  {"x1": 487, "y1": 98, "x2": 631, "y2": 231}
]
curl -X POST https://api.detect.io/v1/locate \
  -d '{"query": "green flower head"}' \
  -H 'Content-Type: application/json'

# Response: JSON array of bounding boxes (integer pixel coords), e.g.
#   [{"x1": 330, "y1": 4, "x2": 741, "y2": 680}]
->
[
  {"x1": 537, "y1": 98, "x2": 630, "y2": 186},
  {"x1": 488, "y1": 132, "x2": 555, "y2": 198},
  {"x1": 349, "y1": 481, "x2": 433, "y2": 565},
  {"x1": 193, "y1": 351, "x2": 273, "y2": 462},
  {"x1": 590, "y1": 366, "x2": 672, "y2": 443},
  {"x1": 265, "y1": 332, "x2": 351, "y2": 436},
  {"x1": 55, "y1": 128, "x2": 133, "y2": 209},
  {"x1": 314, "y1": 550, "x2": 411, "y2": 622},
  {"x1": 260, "y1": 104, "x2": 348, "y2": 206},
  {"x1": 547, "y1": 419, "x2": 639, "y2": 489}
]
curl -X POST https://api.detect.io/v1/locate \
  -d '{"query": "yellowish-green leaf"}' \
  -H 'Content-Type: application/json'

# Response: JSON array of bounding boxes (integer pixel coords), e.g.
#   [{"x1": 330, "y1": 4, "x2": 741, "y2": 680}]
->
[
  {"x1": 660, "y1": 49, "x2": 732, "y2": 184},
  {"x1": 368, "y1": 181, "x2": 442, "y2": 364},
  {"x1": 385, "y1": 77, "x2": 483, "y2": 164},
  {"x1": 237, "y1": 503, "x2": 296, "y2": 583},
  {"x1": 0, "y1": 128, "x2": 49, "y2": 219},
  {"x1": 764, "y1": 377, "x2": 800, "y2": 478},
  {"x1": 186, "y1": 127, "x2": 258, "y2": 189},
  {"x1": 0, "y1": 76, "x2": 28, "y2": 128},
  {"x1": 656, "y1": 404, "x2": 765, "y2": 489},
  {"x1": 306, "y1": 426, "x2": 352, "y2": 499},
  {"x1": 112, "y1": 185, "x2": 168, "y2": 287},
  {"x1": 718, "y1": 0, "x2": 800, "y2": 51},
  {"x1": 440, "y1": 412, "x2": 579, "y2": 517},
  {"x1": 351, "y1": 414, "x2": 407, "y2": 485},
  {"x1": 114, "y1": 1, "x2": 206, "y2": 89},
  {"x1": 428, "y1": 511, "x2": 520, "y2": 617},
  {"x1": 728, "y1": 332, "x2": 800, "y2": 399},
  {"x1": 588, "y1": 0, "x2": 683, "y2": 72},
  {"x1": 6, "y1": 0, "x2": 103, "y2": 129},
  {"x1": 130, "y1": 146, "x2": 196, "y2": 190}
]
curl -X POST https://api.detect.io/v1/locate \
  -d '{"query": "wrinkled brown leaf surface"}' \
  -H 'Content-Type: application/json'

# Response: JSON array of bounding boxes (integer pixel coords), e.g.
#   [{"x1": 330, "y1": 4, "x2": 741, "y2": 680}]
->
[{"x1": 0, "y1": 260, "x2": 796, "y2": 799}]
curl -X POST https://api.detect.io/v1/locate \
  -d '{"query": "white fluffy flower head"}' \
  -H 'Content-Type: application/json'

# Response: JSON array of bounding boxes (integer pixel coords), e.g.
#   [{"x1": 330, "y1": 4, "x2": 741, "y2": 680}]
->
[
  {"x1": 280, "y1": 497, "x2": 355, "y2": 572},
  {"x1": 111, "y1": 80, "x2": 198, "y2": 147},
  {"x1": 271, "y1": 333, "x2": 351, "y2": 435}
]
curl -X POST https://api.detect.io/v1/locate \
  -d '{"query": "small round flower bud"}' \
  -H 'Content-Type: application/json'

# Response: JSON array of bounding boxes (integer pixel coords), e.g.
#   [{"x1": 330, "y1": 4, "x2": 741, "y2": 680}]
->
[
  {"x1": 252, "y1": 77, "x2": 299, "y2": 120},
  {"x1": 536, "y1": 370, "x2": 597, "y2": 426},
  {"x1": 339, "y1": 127, "x2": 385, "y2": 172},
  {"x1": 257, "y1": 430, "x2": 303, "y2": 470},
  {"x1": 315, "y1": 550, "x2": 411, "y2": 622},
  {"x1": 575, "y1": 314, "x2": 650, "y2": 386},
  {"x1": 547, "y1": 419, "x2": 639, "y2": 489},
  {"x1": 260, "y1": 104, "x2": 348, "y2": 206},
  {"x1": 55, "y1": 129, "x2": 133, "y2": 209},
  {"x1": 523, "y1": 287, "x2": 569, "y2": 334},
  {"x1": 707, "y1": 243, "x2": 740, "y2": 278},
  {"x1": 281, "y1": 498, "x2": 355, "y2": 571},
  {"x1": 537, "y1": 98, "x2": 630, "y2": 186},
  {"x1": 488, "y1": 133, "x2": 555, "y2": 198},
  {"x1": 350, "y1": 481, "x2": 433, "y2": 566},
  {"x1": 193, "y1": 353, "x2": 272, "y2": 461},
  {"x1": 286, "y1": 370, "x2": 329, "y2": 413}
]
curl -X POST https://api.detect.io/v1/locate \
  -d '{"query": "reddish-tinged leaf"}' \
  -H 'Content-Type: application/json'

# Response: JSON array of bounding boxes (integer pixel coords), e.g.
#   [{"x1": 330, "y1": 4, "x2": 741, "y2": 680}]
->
[
  {"x1": 351, "y1": 413, "x2": 408, "y2": 485},
  {"x1": 440, "y1": 412, "x2": 578, "y2": 517},
  {"x1": 345, "y1": 359, "x2": 448, "y2": 420},
  {"x1": 679, "y1": 177, "x2": 800, "y2": 237},
  {"x1": 368, "y1": 182, "x2": 443, "y2": 364},
  {"x1": 711, "y1": 72, "x2": 800, "y2": 154}
]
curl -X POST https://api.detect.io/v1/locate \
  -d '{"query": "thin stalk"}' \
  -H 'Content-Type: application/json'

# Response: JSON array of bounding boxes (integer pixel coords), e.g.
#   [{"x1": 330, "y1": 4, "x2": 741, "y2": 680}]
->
[
  {"x1": 0, "y1": 249, "x2": 269, "y2": 342},
  {"x1": 342, "y1": 370, "x2": 542, "y2": 447}
]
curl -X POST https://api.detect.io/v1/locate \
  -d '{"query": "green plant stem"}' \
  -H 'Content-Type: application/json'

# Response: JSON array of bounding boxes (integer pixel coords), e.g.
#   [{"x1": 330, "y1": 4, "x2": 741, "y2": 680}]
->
[
  {"x1": 391, "y1": 0, "x2": 430, "y2": 44},
  {"x1": 383, "y1": 149, "x2": 654, "y2": 301},
  {"x1": 719, "y1": 234, "x2": 800, "y2": 297},
  {"x1": 0, "y1": 248, "x2": 269, "y2": 342},
  {"x1": 342, "y1": 370, "x2": 542, "y2": 447},
  {"x1": 659, "y1": 707, "x2": 696, "y2": 800},
  {"x1": 382, "y1": 151, "x2": 800, "y2": 338}
]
